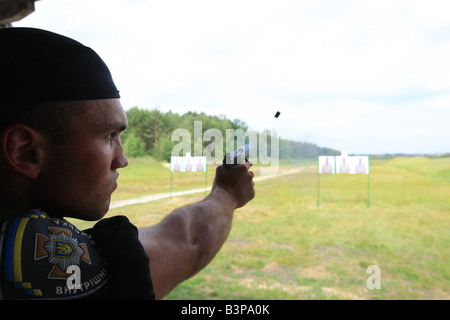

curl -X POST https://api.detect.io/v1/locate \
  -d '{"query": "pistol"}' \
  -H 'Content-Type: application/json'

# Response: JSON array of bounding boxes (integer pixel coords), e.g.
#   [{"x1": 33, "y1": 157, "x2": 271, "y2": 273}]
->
[{"x1": 222, "y1": 143, "x2": 254, "y2": 168}]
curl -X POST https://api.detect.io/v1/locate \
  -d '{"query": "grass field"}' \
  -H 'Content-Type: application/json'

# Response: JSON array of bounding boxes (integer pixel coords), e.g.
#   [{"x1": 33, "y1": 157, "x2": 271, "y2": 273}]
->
[{"x1": 69, "y1": 156, "x2": 450, "y2": 300}]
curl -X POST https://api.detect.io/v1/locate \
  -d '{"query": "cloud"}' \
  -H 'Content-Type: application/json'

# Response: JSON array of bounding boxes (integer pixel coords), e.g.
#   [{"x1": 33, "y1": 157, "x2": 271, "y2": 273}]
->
[{"x1": 14, "y1": 0, "x2": 450, "y2": 154}]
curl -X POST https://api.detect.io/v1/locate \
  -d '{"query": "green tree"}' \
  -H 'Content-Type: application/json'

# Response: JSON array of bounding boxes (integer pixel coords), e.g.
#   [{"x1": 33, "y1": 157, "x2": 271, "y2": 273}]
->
[
  {"x1": 123, "y1": 129, "x2": 146, "y2": 157},
  {"x1": 122, "y1": 106, "x2": 339, "y2": 159}
]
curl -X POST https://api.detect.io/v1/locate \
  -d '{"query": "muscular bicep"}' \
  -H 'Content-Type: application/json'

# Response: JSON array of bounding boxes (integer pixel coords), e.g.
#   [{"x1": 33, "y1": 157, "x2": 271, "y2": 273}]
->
[
  {"x1": 137, "y1": 191, "x2": 236, "y2": 299},
  {"x1": 138, "y1": 213, "x2": 203, "y2": 300}
]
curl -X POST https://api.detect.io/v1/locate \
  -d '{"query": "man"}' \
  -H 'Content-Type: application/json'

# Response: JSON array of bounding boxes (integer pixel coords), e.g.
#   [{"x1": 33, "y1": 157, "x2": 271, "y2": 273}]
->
[{"x1": 0, "y1": 27, "x2": 255, "y2": 299}]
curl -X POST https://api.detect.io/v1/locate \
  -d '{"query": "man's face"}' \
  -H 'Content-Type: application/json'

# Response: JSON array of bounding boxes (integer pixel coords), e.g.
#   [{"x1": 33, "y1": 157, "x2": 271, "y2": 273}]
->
[{"x1": 34, "y1": 99, "x2": 128, "y2": 221}]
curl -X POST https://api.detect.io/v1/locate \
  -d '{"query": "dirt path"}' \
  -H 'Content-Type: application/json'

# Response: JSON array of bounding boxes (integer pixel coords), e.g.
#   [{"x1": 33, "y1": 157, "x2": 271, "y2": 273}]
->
[{"x1": 110, "y1": 167, "x2": 306, "y2": 209}]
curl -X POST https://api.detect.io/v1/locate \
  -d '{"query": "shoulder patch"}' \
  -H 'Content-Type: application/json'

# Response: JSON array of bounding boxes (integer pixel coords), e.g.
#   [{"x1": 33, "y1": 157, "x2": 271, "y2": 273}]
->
[{"x1": 0, "y1": 210, "x2": 108, "y2": 299}]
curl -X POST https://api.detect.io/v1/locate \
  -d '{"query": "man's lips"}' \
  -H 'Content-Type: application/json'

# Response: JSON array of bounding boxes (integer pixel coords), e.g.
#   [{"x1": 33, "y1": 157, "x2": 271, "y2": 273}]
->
[
  {"x1": 111, "y1": 172, "x2": 119, "y2": 192},
  {"x1": 112, "y1": 180, "x2": 118, "y2": 192}
]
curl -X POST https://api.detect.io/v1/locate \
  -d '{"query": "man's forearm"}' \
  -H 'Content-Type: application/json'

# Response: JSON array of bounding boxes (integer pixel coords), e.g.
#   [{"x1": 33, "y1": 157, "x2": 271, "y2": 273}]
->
[
  {"x1": 139, "y1": 163, "x2": 255, "y2": 299},
  {"x1": 138, "y1": 186, "x2": 238, "y2": 298},
  {"x1": 184, "y1": 186, "x2": 238, "y2": 270},
  {"x1": 159, "y1": 186, "x2": 237, "y2": 272}
]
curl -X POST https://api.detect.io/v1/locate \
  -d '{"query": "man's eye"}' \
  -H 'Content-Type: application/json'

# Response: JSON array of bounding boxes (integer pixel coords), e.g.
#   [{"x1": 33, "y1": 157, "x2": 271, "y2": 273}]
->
[{"x1": 107, "y1": 132, "x2": 118, "y2": 140}]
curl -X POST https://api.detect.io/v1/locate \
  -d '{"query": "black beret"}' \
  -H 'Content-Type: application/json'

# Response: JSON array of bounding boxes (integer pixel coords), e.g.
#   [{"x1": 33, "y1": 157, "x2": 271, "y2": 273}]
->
[{"x1": 0, "y1": 27, "x2": 120, "y2": 127}]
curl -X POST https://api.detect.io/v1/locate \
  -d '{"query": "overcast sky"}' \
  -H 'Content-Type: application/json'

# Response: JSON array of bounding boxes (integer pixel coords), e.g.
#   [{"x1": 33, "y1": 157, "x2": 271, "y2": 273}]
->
[{"x1": 14, "y1": 0, "x2": 450, "y2": 154}]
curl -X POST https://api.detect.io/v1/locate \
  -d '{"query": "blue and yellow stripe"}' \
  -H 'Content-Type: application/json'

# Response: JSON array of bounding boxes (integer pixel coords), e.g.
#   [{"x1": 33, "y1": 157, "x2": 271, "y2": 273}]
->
[{"x1": 3, "y1": 210, "x2": 46, "y2": 297}]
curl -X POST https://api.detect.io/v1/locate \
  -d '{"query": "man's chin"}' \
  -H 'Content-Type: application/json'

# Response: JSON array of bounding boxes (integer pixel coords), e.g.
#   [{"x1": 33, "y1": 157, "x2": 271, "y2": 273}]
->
[
  {"x1": 84, "y1": 205, "x2": 110, "y2": 221},
  {"x1": 58, "y1": 203, "x2": 110, "y2": 222}
]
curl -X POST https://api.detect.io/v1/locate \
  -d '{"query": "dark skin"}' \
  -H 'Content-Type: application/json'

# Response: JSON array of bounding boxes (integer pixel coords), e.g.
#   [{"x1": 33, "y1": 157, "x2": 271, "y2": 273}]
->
[{"x1": 0, "y1": 98, "x2": 255, "y2": 299}]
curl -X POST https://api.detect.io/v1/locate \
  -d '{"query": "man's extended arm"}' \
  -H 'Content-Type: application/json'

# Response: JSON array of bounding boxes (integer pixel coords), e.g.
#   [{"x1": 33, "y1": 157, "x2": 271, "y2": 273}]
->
[{"x1": 138, "y1": 163, "x2": 255, "y2": 299}]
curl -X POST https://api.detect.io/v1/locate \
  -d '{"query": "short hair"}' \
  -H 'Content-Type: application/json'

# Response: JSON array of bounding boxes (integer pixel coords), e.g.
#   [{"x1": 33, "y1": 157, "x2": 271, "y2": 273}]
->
[{"x1": 14, "y1": 101, "x2": 88, "y2": 144}]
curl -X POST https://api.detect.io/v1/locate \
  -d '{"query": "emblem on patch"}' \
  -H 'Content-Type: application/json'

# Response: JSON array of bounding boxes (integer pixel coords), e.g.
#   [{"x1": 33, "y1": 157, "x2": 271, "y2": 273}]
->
[
  {"x1": 1, "y1": 210, "x2": 108, "y2": 298},
  {"x1": 35, "y1": 226, "x2": 93, "y2": 280},
  {"x1": 44, "y1": 232, "x2": 84, "y2": 272}
]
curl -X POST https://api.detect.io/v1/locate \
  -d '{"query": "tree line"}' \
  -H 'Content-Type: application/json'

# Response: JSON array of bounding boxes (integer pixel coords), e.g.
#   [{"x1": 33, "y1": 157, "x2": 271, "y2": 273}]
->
[{"x1": 121, "y1": 107, "x2": 339, "y2": 162}]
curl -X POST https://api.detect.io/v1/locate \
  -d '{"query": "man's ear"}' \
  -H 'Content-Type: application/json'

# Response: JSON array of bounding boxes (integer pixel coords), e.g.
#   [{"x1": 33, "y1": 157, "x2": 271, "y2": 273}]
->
[{"x1": 1, "y1": 124, "x2": 48, "y2": 179}]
